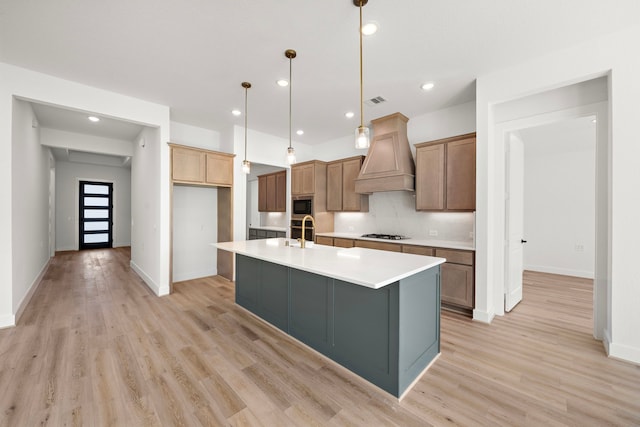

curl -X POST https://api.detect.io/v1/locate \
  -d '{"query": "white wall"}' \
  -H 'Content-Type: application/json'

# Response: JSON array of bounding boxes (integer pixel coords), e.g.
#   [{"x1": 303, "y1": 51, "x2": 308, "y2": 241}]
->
[
  {"x1": 55, "y1": 160, "x2": 132, "y2": 251},
  {"x1": 170, "y1": 121, "x2": 221, "y2": 151},
  {"x1": 476, "y1": 24, "x2": 640, "y2": 363},
  {"x1": 8, "y1": 99, "x2": 52, "y2": 326},
  {"x1": 172, "y1": 185, "x2": 218, "y2": 282},
  {"x1": 520, "y1": 119, "x2": 596, "y2": 278}
]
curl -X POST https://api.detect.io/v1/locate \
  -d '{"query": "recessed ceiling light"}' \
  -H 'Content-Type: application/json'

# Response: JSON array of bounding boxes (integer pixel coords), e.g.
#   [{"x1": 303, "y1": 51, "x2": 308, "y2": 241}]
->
[
  {"x1": 361, "y1": 22, "x2": 378, "y2": 36},
  {"x1": 88, "y1": 116, "x2": 100, "y2": 122},
  {"x1": 296, "y1": 130, "x2": 304, "y2": 136},
  {"x1": 421, "y1": 82, "x2": 435, "y2": 91},
  {"x1": 345, "y1": 111, "x2": 355, "y2": 119},
  {"x1": 277, "y1": 79, "x2": 289, "y2": 87},
  {"x1": 231, "y1": 109, "x2": 241, "y2": 116}
]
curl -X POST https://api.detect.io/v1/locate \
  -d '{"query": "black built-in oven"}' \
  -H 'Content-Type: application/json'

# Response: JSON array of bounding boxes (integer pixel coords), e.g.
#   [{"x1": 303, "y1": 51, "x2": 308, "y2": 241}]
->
[{"x1": 290, "y1": 218, "x2": 314, "y2": 241}]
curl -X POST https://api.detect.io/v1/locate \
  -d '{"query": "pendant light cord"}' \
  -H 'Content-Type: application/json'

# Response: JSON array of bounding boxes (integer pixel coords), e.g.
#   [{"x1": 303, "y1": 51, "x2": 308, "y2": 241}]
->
[
  {"x1": 244, "y1": 86, "x2": 248, "y2": 161},
  {"x1": 359, "y1": 0, "x2": 364, "y2": 130},
  {"x1": 289, "y1": 55, "x2": 292, "y2": 150}
]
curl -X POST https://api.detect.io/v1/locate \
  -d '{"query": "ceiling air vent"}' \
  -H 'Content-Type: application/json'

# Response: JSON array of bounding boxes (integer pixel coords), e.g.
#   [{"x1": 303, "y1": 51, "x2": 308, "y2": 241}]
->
[{"x1": 365, "y1": 96, "x2": 387, "y2": 107}]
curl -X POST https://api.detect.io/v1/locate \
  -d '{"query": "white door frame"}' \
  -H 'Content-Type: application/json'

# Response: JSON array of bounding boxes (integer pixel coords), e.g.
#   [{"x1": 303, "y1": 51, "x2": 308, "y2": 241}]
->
[{"x1": 495, "y1": 101, "x2": 608, "y2": 340}]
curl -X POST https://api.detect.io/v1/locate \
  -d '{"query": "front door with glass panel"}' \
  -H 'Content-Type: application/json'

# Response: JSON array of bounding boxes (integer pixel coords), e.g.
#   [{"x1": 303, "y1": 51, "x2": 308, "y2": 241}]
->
[{"x1": 79, "y1": 181, "x2": 113, "y2": 249}]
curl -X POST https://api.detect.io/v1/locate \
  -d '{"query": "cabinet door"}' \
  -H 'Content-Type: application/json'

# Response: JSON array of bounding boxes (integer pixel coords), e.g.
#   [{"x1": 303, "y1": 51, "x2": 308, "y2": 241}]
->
[
  {"x1": 206, "y1": 153, "x2": 233, "y2": 186},
  {"x1": 291, "y1": 166, "x2": 304, "y2": 195},
  {"x1": 172, "y1": 147, "x2": 205, "y2": 183},
  {"x1": 301, "y1": 164, "x2": 315, "y2": 194},
  {"x1": 266, "y1": 174, "x2": 277, "y2": 211},
  {"x1": 258, "y1": 175, "x2": 267, "y2": 212},
  {"x1": 342, "y1": 158, "x2": 365, "y2": 211},
  {"x1": 415, "y1": 144, "x2": 445, "y2": 210},
  {"x1": 275, "y1": 171, "x2": 287, "y2": 212},
  {"x1": 446, "y1": 137, "x2": 476, "y2": 210},
  {"x1": 440, "y1": 263, "x2": 474, "y2": 308},
  {"x1": 326, "y1": 162, "x2": 343, "y2": 211}
]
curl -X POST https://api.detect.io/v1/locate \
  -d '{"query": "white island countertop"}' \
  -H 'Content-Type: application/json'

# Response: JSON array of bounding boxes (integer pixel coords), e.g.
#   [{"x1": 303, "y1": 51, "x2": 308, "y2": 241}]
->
[{"x1": 214, "y1": 238, "x2": 446, "y2": 289}]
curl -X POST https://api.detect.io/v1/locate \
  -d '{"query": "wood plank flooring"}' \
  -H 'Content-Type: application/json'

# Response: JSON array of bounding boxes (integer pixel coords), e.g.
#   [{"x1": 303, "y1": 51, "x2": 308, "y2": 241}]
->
[{"x1": 1, "y1": 248, "x2": 639, "y2": 426}]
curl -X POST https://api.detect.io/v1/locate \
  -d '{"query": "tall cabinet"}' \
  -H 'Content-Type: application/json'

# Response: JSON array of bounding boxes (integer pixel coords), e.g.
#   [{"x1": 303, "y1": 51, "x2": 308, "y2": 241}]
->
[
  {"x1": 258, "y1": 170, "x2": 286, "y2": 212},
  {"x1": 415, "y1": 133, "x2": 476, "y2": 211}
]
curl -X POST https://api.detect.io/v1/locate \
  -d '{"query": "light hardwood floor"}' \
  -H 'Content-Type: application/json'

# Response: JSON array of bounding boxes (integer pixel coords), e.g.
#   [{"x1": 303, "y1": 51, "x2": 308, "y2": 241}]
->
[{"x1": 1, "y1": 248, "x2": 638, "y2": 426}]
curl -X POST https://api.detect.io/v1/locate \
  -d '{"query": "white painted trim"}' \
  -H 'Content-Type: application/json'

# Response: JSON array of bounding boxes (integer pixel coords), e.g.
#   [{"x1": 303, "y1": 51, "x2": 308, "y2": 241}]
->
[
  {"x1": 15, "y1": 258, "x2": 51, "y2": 324},
  {"x1": 172, "y1": 268, "x2": 217, "y2": 283},
  {"x1": 130, "y1": 260, "x2": 169, "y2": 296},
  {"x1": 609, "y1": 341, "x2": 640, "y2": 365},
  {"x1": 472, "y1": 308, "x2": 495, "y2": 323},
  {"x1": 602, "y1": 328, "x2": 612, "y2": 355},
  {"x1": 524, "y1": 265, "x2": 594, "y2": 279},
  {"x1": 0, "y1": 314, "x2": 15, "y2": 329}
]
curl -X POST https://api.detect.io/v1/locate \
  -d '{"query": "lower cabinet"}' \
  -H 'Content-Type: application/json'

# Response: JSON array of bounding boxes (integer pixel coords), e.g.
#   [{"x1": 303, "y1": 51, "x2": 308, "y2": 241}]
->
[{"x1": 435, "y1": 248, "x2": 474, "y2": 311}]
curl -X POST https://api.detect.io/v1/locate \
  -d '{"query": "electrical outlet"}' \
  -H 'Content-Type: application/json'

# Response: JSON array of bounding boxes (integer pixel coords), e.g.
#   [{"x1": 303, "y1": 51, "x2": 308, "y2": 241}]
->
[
  {"x1": 429, "y1": 230, "x2": 438, "y2": 237},
  {"x1": 469, "y1": 231, "x2": 474, "y2": 238},
  {"x1": 348, "y1": 226, "x2": 355, "y2": 231},
  {"x1": 575, "y1": 244, "x2": 584, "y2": 253}
]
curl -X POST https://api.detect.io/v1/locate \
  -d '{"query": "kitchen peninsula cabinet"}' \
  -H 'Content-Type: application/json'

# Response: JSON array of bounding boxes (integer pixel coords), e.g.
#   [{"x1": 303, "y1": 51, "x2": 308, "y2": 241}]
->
[
  {"x1": 327, "y1": 156, "x2": 369, "y2": 212},
  {"x1": 415, "y1": 133, "x2": 476, "y2": 211},
  {"x1": 258, "y1": 170, "x2": 286, "y2": 212}
]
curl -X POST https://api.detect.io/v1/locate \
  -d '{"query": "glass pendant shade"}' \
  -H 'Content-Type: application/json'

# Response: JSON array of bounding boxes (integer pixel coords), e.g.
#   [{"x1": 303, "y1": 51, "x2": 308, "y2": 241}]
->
[
  {"x1": 242, "y1": 159, "x2": 251, "y2": 174},
  {"x1": 287, "y1": 146, "x2": 296, "y2": 165},
  {"x1": 355, "y1": 125, "x2": 370, "y2": 149}
]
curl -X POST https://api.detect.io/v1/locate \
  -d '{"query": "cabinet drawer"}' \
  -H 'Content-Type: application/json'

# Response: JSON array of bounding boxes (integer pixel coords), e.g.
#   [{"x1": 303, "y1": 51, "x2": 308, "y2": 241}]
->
[
  {"x1": 355, "y1": 240, "x2": 402, "y2": 252},
  {"x1": 402, "y1": 245, "x2": 434, "y2": 256},
  {"x1": 435, "y1": 249, "x2": 473, "y2": 265},
  {"x1": 334, "y1": 238, "x2": 355, "y2": 248},
  {"x1": 315, "y1": 236, "x2": 334, "y2": 246}
]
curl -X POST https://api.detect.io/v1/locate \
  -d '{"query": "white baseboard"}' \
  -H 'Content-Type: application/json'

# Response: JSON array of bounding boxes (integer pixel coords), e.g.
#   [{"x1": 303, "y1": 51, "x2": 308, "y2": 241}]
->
[
  {"x1": 173, "y1": 268, "x2": 217, "y2": 283},
  {"x1": 0, "y1": 314, "x2": 15, "y2": 329},
  {"x1": 15, "y1": 258, "x2": 51, "y2": 324},
  {"x1": 608, "y1": 341, "x2": 640, "y2": 365},
  {"x1": 524, "y1": 264, "x2": 594, "y2": 279},
  {"x1": 56, "y1": 245, "x2": 77, "y2": 252},
  {"x1": 130, "y1": 260, "x2": 169, "y2": 296},
  {"x1": 472, "y1": 308, "x2": 495, "y2": 323}
]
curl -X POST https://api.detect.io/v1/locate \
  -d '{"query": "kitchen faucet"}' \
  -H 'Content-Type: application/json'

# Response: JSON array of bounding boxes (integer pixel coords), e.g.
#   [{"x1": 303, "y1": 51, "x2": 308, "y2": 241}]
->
[{"x1": 298, "y1": 215, "x2": 316, "y2": 248}]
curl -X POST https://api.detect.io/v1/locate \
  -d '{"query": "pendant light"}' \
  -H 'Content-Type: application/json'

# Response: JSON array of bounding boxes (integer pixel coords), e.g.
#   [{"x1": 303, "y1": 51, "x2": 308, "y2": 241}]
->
[
  {"x1": 285, "y1": 49, "x2": 297, "y2": 164},
  {"x1": 354, "y1": 0, "x2": 370, "y2": 149},
  {"x1": 241, "y1": 81, "x2": 251, "y2": 174}
]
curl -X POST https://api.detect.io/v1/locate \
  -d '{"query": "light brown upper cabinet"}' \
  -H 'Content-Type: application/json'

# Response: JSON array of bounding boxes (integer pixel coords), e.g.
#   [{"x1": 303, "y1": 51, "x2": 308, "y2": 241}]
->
[
  {"x1": 327, "y1": 156, "x2": 369, "y2": 212},
  {"x1": 291, "y1": 162, "x2": 316, "y2": 195},
  {"x1": 258, "y1": 170, "x2": 286, "y2": 212},
  {"x1": 415, "y1": 133, "x2": 476, "y2": 211},
  {"x1": 170, "y1": 143, "x2": 234, "y2": 187}
]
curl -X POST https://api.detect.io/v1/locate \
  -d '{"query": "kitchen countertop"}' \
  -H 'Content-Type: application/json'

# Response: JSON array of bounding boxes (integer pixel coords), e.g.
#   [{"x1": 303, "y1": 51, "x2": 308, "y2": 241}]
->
[
  {"x1": 214, "y1": 238, "x2": 445, "y2": 289},
  {"x1": 248, "y1": 226, "x2": 287, "y2": 232},
  {"x1": 315, "y1": 232, "x2": 475, "y2": 251}
]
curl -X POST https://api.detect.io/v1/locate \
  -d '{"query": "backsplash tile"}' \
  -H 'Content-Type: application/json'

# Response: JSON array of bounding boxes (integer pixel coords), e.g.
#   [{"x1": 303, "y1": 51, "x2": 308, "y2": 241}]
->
[{"x1": 334, "y1": 191, "x2": 474, "y2": 242}]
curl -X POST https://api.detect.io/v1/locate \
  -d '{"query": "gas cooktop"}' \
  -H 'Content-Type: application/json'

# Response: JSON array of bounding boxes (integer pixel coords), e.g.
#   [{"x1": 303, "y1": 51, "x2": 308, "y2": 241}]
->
[{"x1": 361, "y1": 233, "x2": 409, "y2": 240}]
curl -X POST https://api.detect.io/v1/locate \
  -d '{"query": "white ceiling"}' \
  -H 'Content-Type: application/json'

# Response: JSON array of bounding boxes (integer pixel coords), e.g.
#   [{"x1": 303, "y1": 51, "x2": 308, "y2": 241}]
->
[{"x1": 1, "y1": 0, "x2": 639, "y2": 145}]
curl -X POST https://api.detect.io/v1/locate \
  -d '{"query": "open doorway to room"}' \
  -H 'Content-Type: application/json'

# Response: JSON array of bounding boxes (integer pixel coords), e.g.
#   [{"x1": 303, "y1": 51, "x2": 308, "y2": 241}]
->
[{"x1": 504, "y1": 116, "x2": 596, "y2": 313}]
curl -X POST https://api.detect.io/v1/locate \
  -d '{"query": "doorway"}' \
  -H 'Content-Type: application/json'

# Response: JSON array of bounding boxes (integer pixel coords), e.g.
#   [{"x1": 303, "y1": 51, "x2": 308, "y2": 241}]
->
[
  {"x1": 504, "y1": 116, "x2": 596, "y2": 313},
  {"x1": 79, "y1": 180, "x2": 113, "y2": 249}
]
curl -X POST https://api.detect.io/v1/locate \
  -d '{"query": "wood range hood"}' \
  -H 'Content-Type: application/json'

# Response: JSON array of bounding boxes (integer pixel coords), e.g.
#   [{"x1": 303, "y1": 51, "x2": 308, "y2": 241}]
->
[{"x1": 354, "y1": 112, "x2": 415, "y2": 194}]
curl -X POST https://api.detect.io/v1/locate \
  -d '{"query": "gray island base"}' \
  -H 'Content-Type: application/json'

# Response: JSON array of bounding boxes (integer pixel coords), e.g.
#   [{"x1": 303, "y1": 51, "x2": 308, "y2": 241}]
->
[{"x1": 217, "y1": 239, "x2": 443, "y2": 399}]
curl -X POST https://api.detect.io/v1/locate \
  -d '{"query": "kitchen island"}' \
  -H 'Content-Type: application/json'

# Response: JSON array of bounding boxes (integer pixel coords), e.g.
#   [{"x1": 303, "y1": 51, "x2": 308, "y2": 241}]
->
[{"x1": 215, "y1": 238, "x2": 445, "y2": 399}]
